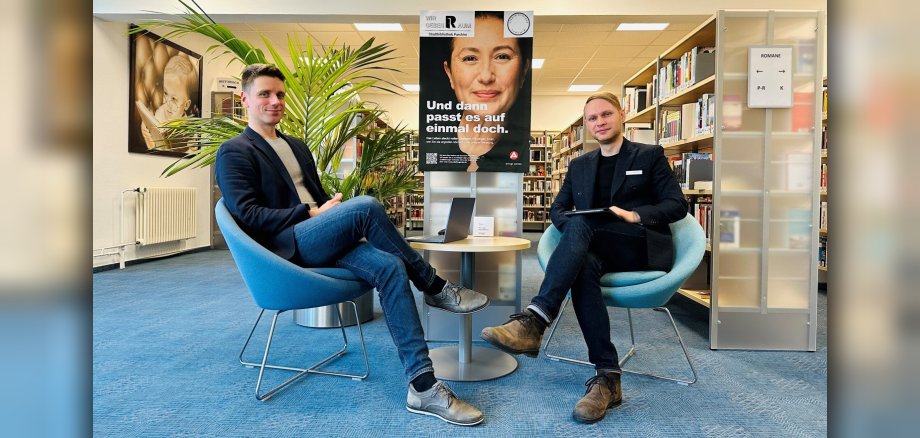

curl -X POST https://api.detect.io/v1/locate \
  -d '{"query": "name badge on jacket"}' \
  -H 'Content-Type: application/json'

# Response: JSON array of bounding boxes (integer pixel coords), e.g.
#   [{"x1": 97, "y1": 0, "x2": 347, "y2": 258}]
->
[{"x1": 625, "y1": 170, "x2": 643, "y2": 175}]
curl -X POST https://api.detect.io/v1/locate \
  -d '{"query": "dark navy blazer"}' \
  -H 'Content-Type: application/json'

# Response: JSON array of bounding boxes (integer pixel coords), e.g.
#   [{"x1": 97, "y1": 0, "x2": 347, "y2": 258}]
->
[
  {"x1": 549, "y1": 139, "x2": 689, "y2": 270},
  {"x1": 215, "y1": 126, "x2": 330, "y2": 260}
]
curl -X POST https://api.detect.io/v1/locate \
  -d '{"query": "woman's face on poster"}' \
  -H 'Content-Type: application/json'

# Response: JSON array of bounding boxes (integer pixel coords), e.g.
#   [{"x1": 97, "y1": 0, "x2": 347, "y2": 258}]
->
[{"x1": 443, "y1": 16, "x2": 528, "y2": 118}]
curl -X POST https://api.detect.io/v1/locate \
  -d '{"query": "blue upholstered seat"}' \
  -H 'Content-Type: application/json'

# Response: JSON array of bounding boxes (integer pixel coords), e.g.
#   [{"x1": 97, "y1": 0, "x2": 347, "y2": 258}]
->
[
  {"x1": 539, "y1": 214, "x2": 706, "y2": 385},
  {"x1": 215, "y1": 199, "x2": 371, "y2": 400}
]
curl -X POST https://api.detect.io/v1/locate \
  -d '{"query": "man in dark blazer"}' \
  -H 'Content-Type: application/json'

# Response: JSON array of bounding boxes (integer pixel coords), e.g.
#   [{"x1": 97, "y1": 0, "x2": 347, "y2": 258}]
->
[
  {"x1": 482, "y1": 92, "x2": 688, "y2": 424},
  {"x1": 216, "y1": 64, "x2": 487, "y2": 426}
]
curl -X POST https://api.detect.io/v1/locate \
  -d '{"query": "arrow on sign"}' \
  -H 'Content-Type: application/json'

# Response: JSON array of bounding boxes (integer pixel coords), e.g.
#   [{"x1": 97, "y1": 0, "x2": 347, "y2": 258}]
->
[
  {"x1": 779, "y1": 70, "x2": 787, "y2": 73},
  {"x1": 756, "y1": 70, "x2": 763, "y2": 73}
]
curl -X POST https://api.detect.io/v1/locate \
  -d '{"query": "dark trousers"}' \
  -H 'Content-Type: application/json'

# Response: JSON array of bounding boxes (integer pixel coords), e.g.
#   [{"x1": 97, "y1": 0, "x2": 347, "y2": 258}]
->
[{"x1": 531, "y1": 215, "x2": 649, "y2": 371}]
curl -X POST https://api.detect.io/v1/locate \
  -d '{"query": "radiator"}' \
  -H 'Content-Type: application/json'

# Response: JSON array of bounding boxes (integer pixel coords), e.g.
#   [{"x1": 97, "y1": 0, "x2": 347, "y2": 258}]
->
[{"x1": 135, "y1": 187, "x2": 197, "y2": 245}]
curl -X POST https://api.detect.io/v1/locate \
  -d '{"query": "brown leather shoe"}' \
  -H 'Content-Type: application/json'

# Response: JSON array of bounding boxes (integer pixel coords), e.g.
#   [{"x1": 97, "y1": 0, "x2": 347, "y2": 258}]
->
[
  {"x1": 480, "y1": 310, "x2": 546, "y2": 357},
  {"x1": 573, "y1": 372, "x2": 623, "y2": 424}
]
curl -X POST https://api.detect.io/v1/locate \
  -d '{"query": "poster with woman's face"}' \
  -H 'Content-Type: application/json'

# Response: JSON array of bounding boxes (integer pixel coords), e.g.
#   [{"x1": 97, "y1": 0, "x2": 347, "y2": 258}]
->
[
  {"x1": 128, "y1": 28, "x2": 203, "y2": 156},
  {"x1": 419, "y1": 11, "x2": 533, "y2": 172}
]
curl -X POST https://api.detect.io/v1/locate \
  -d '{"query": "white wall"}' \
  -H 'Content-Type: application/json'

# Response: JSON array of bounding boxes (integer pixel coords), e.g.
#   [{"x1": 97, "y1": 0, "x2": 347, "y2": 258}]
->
[
  {"x1": 365, "y1": 93, "x2": 588, "y2": 132},
  {"x1": 92, "y1": 19, "x2": 237, "y2": 267}
]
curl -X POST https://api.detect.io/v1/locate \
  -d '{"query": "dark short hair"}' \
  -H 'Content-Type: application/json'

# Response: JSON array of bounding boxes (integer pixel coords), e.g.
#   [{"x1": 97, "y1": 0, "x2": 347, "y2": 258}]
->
[
  {"x1": 241, "y1": 64, "x2": 285, "y2": 92},
  {"x1": 584, "y1": 92, "x2": 623, "y2": 111}
]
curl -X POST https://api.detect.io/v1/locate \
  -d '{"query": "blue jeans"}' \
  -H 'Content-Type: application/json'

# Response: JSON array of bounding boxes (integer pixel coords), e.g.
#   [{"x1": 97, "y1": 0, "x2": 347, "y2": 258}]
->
[
  {"x1": 531, "y1": 215, "x2": 647, "y2": 371},
  {"x1": 292, "y1": 196, "x2": 436, "y2": 382}
]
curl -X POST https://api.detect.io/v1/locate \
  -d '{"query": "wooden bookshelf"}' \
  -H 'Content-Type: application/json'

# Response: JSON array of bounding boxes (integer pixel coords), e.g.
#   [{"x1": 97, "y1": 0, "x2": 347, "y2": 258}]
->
[
  {"x1": 678, "y1": 288, "x2": 711, "y2": 308},
  {"x1": 549, "y1": 118, "x2": 598, "y2": 200},
  {"x1": 617, "y1": 10, "x2": 824, "y2": 352},
  {"x1": 524, "y1": 131, "x2": 556, "y2": 231},
  {"x1": 818, "y1": 78, "x2": 828, "y2": 273}
]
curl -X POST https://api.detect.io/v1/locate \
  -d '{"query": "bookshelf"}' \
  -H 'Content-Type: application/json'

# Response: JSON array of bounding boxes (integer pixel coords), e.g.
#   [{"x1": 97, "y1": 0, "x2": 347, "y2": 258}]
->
[
  {"x1": 622, "y1": 17, "x2": 719, "y2": 308},
  {"x1": 210, "y1": 91, "x2": 246, "y2": 122},
  {"x1": 617, "y1": 10, "x2": 824, "y2": 351},
  {"x1": 710, "y1": 10, "x2": 824, "y2": 350},
  {"x1": 406, "y1": 131, "x2": 424, "y2": 232},
  {"x1": 524, "y1": 131, "x2": 555, "y2": 231},
  {"x1": 549, "y1": 117, "x2": 599, "y2": 198},
  {"x1": 818, "y1": 79, "x2": 828, "y2": 273}
]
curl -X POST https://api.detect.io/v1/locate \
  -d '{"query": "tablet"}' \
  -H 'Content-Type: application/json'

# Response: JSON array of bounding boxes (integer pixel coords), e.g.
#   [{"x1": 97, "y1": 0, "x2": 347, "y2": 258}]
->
[{"x1": 563, "y1": 208, "x2": 611, "y2": 216}]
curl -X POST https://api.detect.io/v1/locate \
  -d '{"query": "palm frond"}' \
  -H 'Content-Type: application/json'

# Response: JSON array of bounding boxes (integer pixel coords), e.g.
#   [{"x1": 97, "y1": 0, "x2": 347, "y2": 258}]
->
[{"x1": 132, "y1": 1, "x2": 415, "y2": 207}]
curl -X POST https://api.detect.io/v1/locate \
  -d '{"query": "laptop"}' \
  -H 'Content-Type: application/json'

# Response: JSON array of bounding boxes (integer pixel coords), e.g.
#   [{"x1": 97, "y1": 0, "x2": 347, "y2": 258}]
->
[
  {"x1": 406, "y1": 197, "x2": 476, "y2": 244},
  {"x1": 563, "y1": 208, "x2": 612, "y2": 216}
]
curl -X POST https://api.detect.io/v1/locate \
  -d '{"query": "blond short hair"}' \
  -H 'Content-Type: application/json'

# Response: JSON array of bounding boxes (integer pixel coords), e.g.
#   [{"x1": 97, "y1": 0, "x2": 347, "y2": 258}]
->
[{"x1": 584, "y1": 91, "x2": 623, "y2": 111}]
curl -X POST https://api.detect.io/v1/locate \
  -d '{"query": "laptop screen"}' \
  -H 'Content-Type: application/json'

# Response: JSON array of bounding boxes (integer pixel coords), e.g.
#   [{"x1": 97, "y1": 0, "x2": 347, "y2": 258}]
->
[{"x1": 442, "y1": 197, "x2": 476, "y2": 243}]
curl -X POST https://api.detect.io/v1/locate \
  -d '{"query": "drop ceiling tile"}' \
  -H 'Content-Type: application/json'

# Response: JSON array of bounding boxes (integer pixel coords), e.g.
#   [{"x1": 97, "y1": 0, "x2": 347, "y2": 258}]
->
[
  {"x1": 603, "y1": 32, "x2": 661, "y2": 46},
  {"x1": 305, "y1": 31, "x2": 366, "y2": 47},
  {"x1": 560, "y1": 23, "x2": 614, "y2": 32},
  {"x1": 553, "y1": 32, "x2": 610, "y2": 46},
  {"x1": 638, "y1": 45, "x2": 669, "y2": 57},
  {"x1": 548, "y1": 46, "x2": 598, "y2": 59},
  {"x1": 651, "y1": 31, "x2": 690, "y2": 46},
  {"x1": 247, "y1": 23, "x2": 305, "y2": 32}
]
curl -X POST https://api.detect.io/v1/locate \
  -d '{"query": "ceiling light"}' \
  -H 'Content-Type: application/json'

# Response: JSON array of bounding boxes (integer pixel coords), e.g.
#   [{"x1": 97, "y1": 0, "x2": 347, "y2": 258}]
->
[
  {"x1": 402, "y1": 84, "x2": 420, "y2": 92},
  {"x1": 616, "y1": 23, "x2": 669, "y2": 31},
  {"x1": 532, "y1": 59, "x2": 545, "y2": 69},
  {"x1": 568, "y1": 85, "x2": 602, "y2": 92},
  {"x1": 354, "y1": 23, "x2": 403, "y2": 31}
]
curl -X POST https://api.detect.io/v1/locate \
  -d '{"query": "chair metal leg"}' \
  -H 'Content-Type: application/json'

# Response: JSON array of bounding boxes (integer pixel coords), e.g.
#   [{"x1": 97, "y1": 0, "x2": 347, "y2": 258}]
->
[
  {"x1": 619, "y1": 307, "x2": 698, "y2": 385},
  {"x1": 542, "y1": 300, "x2": 698, "y2": 385},
  {"x1": 543, "y1": 295, "x2": 592, "y2": 366},
  {"x1": 238, "y1": 302, "x2": 370, "y2": 401}
]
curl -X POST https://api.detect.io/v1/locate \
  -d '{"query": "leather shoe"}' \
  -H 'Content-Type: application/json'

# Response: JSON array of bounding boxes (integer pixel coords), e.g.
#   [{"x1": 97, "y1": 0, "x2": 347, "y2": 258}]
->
[
  {"x1": 573, "y1": 371, "x2": 622, "y2": 424},
  {"x1": 480, "y1": 309, "x2": 546, "y2": 357},
  {"x1": 425, "y1": 281, "x2": 489, "y2": 314}
]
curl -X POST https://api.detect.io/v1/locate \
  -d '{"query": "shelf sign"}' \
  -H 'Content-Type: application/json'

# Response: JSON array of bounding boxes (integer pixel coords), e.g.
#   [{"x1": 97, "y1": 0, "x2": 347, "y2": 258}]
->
[{"x1": 748, "y1": 46, "x2": 793, "y2": 108}]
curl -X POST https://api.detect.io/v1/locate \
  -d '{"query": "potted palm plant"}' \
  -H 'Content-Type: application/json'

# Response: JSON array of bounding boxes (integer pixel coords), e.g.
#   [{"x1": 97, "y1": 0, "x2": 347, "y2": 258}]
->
[{"x1": 132, "y1": 0, "x2": 418, "y2": 207}]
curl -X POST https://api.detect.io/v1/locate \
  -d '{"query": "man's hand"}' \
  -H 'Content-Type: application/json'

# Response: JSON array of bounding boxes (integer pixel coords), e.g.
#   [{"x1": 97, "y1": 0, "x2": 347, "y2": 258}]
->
[
  {"x1": 309, "y1": 193, "x2": 343, "y2": 217},
  {"x1": 609, "y1": 205, "x2": 640, "y2": 223}
]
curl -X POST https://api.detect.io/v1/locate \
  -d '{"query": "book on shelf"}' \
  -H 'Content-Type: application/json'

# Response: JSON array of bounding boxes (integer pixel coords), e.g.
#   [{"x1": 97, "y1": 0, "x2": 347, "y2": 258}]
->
[
  {"x1": 821, "y1": 125, "x2": 828, "y2": 151},
  {"x1": 697, "y1": 93, "x2": 716, "y2": 136},
  {"x1": 680, "y1": 102, "x2": 697, "y2": 140},
  {"x1": 820, "y1": 201, "x2": 828, "y2": 230},
  {"x1": 818, "y1": 235, "x2": 828, "y2": 268},
  {"x1": 625, "y1": 122, "x2": 654, "y2": 144},
  {"x1": 719, "y1": 210, "x2": 741, "y2": 248},
  {"x1": 689, "y1": 195, "x2": 713, "y2": 243},
  {"x1": 822, "y1": 88, "x2": 828, "y2": 119},
  {"x1": 683, "y1": 156, "x2": 713, "y2": 190},
  {"x1": 623, "y1": 86, "x2": 649, "y2": 116},
  {"x1": 529, "y1": 149, "x2": 544, "y2": 162},
  {"x1": 659, "y1": 110, "x2": 681, "y2": 144},
  {"x1": 692, "y1": 47, "x2": 716, "y2": 83}
]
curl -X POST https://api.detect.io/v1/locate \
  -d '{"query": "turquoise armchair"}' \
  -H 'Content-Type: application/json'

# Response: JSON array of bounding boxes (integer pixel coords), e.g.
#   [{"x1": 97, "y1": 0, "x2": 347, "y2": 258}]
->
[
  {"x1": 538, "y1": 214, "x2": 705, "y2": 385},
  {"x1": 216, "y1": 199, "x2": 371, "y2": 400}
]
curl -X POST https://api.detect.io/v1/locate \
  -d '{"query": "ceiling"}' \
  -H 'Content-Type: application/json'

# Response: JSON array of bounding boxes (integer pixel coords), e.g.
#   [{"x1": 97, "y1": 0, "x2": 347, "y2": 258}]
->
[{"x1": 219, "y1": 15, "x2": 711, "y2": 96}]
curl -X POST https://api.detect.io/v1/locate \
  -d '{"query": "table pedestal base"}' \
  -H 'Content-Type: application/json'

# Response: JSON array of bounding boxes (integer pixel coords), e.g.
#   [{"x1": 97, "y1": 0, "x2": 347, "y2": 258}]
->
[{"x1": 429, "y1": 346, "x2": 518, "y2": 381}]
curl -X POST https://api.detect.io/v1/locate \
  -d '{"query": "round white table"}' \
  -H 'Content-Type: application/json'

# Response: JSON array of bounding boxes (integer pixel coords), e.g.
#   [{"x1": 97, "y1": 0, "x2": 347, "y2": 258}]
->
[{"x1": 409, "y1": 236, "x2": 531, "y2": 381}]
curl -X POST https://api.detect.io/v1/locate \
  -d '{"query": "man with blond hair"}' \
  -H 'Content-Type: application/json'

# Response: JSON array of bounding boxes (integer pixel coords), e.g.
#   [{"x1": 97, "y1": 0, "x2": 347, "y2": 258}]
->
[{"x1": 482, "y1": 91, "x2": 688, "y2": 423}]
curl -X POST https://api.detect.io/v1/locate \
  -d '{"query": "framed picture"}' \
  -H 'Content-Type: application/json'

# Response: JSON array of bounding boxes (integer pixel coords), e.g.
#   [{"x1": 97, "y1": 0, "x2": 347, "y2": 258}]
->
[{"x1": 128, "y1": 26, "x2": 203, "y2": 156}]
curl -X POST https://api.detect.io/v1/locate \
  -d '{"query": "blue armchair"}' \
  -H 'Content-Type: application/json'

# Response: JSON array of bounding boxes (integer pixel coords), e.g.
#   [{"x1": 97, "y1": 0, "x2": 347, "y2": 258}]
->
[
  {"x1": 538, "y1": 214, "x2": 706, "y2": 385},
  {"x1": 215, "y1": 199, "x2": 371, "y2": 400}
]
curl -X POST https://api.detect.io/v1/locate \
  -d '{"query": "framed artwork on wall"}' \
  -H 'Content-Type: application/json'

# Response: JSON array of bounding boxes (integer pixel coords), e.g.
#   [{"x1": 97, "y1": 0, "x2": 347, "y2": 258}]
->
[{"x1": 128, "y1": 26, "x2": 203, "y2": 156}]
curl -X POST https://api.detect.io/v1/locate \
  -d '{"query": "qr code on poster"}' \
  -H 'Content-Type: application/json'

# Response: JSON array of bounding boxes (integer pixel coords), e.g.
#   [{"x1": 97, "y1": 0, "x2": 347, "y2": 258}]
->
[{"x1": 426, "y1": 153, "x2": 438, "y2": 165}]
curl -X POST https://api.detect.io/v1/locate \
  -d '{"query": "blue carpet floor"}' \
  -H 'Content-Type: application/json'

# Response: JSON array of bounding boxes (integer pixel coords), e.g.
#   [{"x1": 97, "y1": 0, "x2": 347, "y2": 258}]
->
[{"x1": 93, "y1": 233, "x2": 827, "y2": 436}]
